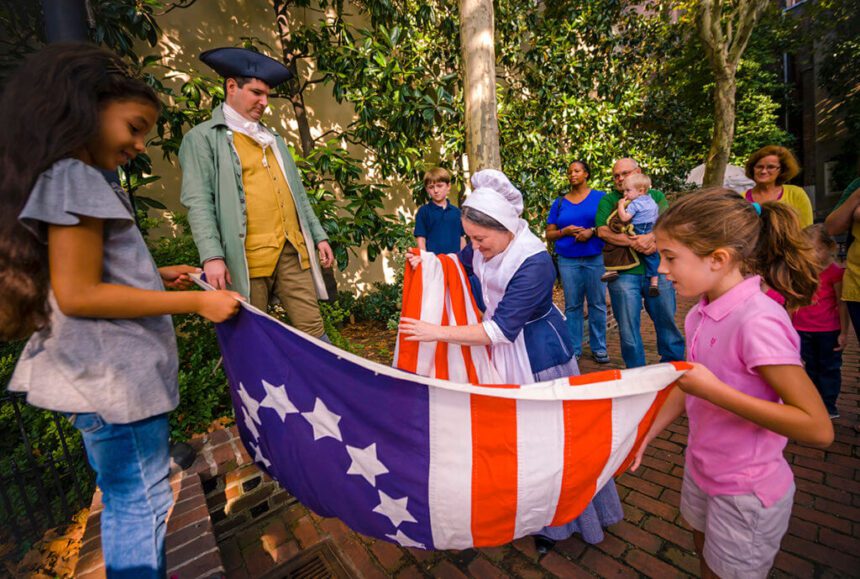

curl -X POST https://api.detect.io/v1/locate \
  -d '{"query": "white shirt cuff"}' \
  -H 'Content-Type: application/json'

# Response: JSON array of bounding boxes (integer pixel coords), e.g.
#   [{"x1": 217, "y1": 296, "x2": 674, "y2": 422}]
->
[{"x1": 482, "y1": 320, "x2": 512, "y2": 345}]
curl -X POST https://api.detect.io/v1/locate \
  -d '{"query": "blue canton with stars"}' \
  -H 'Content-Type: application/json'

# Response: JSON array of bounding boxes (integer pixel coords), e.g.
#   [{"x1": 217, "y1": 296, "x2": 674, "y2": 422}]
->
[{"x1": 216, "y1": 306, "x2": 434, "y2": 549}]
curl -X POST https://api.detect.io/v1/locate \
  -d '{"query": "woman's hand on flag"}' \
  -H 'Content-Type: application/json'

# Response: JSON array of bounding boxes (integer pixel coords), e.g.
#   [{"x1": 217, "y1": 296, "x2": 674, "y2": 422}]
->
[
  {"x1": 399, "y1": 317, "x2": 439, "y2": 341},
  {"x1": 406, "y1": 253, "x2": 422, "y2": 269}
]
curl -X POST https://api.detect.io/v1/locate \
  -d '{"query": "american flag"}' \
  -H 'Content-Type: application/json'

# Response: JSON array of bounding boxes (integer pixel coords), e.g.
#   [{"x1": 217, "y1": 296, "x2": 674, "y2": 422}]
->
[{"x1": 205, "y1": 266, "x2": 685, "y2": 550}]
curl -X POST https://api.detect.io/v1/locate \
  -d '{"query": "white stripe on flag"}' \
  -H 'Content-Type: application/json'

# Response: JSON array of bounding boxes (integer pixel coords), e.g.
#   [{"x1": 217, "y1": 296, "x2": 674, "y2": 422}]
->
[
  {"x1": 596, "y1": 390, "x2": 659, "y2": 492},
  {"x1": 417, "y1": 256, "x2": 445, "y2": 378},
  {"x1": 451, "y1": 257, "x2": 500, "y2": 384},
  {"x1": 428, "y1": 387, "x2": 474, "y2": 549},
  {"x1": 444, "y1": 294, "x2": 470, "y2": 384},
  {"x1": 513, "y1": 399, "x2": 565, "y2": 538}
]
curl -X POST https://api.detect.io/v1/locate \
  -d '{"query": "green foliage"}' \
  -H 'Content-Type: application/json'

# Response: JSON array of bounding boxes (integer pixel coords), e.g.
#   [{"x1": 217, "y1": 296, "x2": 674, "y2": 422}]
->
[
  {"x1": 170, "y1": 312, "x2": 232, "y2": 440},
  {"x1": 0, "y1": 0, "x2": 41, "y2": 83},
  {"x1": 351, "y1": 282, "x2": 403, "y2": 328},
  {"x1": 285, "y1": 0, "x2": 464, "y2": 268},
  {"x1": 318, "y1": 301, "x2": 354, "y2": 351},
  {"x1": 145, "y1": 214, "x2": 230, "y2": 439},
  {"x1": 643, "y1": 2, "x2": 795, "y2": 180},
  {"x1": 3, "y1": 0, "x2": 799, "y2": 260},
  {"x1": 148, "y1": 213, "x2": 202, "y2": 267},
  {"x1": 496, "y1": 0, "x2": 670, "y2": 224},
  {"x1": 1, "y1": 342, "x2": 94, "y2": 555}
]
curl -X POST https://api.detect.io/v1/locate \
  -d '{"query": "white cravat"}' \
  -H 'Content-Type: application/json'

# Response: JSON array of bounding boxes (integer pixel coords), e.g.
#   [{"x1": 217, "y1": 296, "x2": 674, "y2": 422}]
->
[{"x1": 223, "y1": 103, "x2": 277, "y2": 149}]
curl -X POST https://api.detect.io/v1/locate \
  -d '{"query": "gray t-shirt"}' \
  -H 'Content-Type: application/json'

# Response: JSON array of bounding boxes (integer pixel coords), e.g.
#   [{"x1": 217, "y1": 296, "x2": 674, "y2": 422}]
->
[{"x1": 9, "y1": 159, "x2": 179, "y2": 424}]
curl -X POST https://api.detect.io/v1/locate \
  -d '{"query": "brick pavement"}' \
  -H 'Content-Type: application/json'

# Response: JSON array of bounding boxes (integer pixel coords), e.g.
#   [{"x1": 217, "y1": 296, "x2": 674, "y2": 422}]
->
[{"x1": 216, "y1": 296, "x2": 860, "y2": 578}]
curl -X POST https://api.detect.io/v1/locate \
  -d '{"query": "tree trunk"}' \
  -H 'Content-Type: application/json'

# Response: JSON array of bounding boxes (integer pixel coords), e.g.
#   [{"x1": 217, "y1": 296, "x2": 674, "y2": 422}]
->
[
  {"x1": 42, "y1": 0, "x2": 88, "y2": 42},
  {"x1": 459, "y1": 0, "x2": 501, "y2": 172},
  {"x1": 697, "y1": 0, "x2": 769, "y2": 188},
  {"x1": 272, "y1": 0, "x2": 315, "y2": 158},
  {"x1": 703, "y1": 72, "x2": 737, "y2": 187}
]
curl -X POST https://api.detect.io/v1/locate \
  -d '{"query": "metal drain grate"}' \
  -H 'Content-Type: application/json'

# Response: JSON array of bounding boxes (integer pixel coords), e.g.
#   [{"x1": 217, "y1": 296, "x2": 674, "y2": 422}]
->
[{"x1": 260, "y1": 541, "x2": 351, "y2": 579}]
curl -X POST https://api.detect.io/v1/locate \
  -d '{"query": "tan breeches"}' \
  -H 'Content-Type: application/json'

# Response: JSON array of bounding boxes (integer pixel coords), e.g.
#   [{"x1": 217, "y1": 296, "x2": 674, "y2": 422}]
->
[{"x1": 249, "y1": 242, "x2": 325, "y2": 338}]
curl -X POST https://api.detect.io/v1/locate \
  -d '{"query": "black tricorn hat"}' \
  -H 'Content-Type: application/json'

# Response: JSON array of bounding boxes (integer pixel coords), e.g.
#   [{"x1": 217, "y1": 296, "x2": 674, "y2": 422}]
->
[{"x1": 199, "y1": 47, "x2": 292, "y2": 88}]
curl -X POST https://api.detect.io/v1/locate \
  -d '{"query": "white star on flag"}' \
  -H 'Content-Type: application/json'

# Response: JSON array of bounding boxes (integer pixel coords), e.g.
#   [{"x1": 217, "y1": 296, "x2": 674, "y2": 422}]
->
[
  {"x1": 249, "y1": 441, "x2": 271, "y2": 468},
  {"x1": 373, "y1": 490, "x2": 417, "y2": 528},
  {"x1": 259, "y1": 379, "x2": 298, "y2": 421},
  {"x1": 346, "y1": 443, "x2": 389, "y2": 486},
  {"x1": 385, "y1": 529, "x2": 425, "y2": 549},
  {"x1": 242, "y1": 407, "x2": 260, "y2": 440},
  {"x1": 237, "y1": 382, "x2": 261, "y2": 424},
  {"x1": 301, "y1": 398, "x2": 343, "y2": 441}
]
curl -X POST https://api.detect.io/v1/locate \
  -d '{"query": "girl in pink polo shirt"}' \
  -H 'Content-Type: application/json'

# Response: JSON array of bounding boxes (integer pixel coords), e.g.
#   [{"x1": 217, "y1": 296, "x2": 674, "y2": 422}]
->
[
  {"x1": 793, "y1": 225, "x2": 849, "y2": 418},
  {"x1": 631, "y1": 189, "x2": 833, "y2": 579}
]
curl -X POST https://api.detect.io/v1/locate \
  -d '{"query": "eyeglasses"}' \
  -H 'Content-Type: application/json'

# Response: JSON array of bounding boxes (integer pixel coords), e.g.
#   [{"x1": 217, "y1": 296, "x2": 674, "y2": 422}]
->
[
  {"x1": 613, "y1": 169, "x2": 635, "y2": 180},
  {"x1": 754, "y1": 164, "x2": 781, "y2": 172}
]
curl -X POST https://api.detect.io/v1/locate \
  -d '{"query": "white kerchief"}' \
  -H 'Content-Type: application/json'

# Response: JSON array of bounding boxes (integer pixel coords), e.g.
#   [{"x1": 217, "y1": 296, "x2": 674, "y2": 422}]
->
[
  {"x1": 463, "y1": 187, "x2": 520, "y2": 233},
  {"x1": 223, "y1": 103, "x2": 277, "y2": 149}
]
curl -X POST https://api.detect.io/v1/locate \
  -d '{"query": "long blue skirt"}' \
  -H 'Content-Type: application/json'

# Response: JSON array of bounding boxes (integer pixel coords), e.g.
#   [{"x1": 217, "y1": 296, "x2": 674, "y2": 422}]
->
[{"x1": 532, "y1": 356, "x2": 625, "y2": 544}]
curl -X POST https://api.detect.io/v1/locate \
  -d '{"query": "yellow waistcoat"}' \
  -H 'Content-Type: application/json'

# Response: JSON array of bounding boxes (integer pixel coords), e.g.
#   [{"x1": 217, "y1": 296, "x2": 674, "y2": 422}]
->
[{"x1": 233, "y1": 133, "x2": 310, "y2": 277}]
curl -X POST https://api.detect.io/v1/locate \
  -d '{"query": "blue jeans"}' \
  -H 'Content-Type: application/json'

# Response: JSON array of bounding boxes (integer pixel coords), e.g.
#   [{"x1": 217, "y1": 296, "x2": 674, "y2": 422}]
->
[
  {"x1": 632, "y1": 223, "x2": 659, "y2": 279},
  {"x1": 798, "y1": 331, "x2": 842, "y2": 415},
  {"x1": 557, "y1": 254, "x2": 607, "y2": 357},
  {"x1": 608, "y1": 273, "x2": 685, "y2": 368},
  {"x1": 67, "y1": 413, "x2": 172, "y2": 578}
]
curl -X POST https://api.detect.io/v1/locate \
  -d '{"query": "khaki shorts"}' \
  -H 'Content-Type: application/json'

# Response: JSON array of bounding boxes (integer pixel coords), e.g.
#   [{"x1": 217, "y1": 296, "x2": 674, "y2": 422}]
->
[{"x1": 680, "y1": 470, "x2": 794, "y2": 579}]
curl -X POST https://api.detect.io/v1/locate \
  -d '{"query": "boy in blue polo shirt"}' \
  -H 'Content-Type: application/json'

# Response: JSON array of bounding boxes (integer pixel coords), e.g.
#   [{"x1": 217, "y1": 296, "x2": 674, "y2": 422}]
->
[{"x1": 414, "y1": 167, "x2": 466, "y2": 254}]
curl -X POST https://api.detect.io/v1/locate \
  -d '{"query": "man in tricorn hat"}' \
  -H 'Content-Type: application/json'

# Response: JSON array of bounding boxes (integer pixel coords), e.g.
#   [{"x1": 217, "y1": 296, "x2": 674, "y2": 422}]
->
[{"x1": 180, "y1": 47, "x2": 333, "y2": 340}]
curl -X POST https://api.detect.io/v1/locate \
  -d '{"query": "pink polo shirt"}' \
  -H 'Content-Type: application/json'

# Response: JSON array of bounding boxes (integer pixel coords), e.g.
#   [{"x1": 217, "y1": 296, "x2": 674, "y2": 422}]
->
[{"x1": 684, "y1": 275, "x2": 800, "y2": 507}]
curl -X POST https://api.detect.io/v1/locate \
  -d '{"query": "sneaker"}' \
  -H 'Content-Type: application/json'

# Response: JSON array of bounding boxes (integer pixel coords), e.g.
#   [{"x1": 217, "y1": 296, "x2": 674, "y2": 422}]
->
[
  {"x1": 648, "y1": 284, "x2": 660, "y2": 297},
  {"x1": 601, "y1": 271, "x2": 619, "y2": 283},
  {"x1": 591, "y1": 351, "x2": 611, "y2": 364}
]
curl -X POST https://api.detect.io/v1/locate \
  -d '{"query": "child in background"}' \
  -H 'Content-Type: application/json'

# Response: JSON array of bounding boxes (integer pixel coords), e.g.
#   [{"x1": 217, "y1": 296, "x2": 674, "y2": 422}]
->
[
  {"x1": 0, "y1": 45, "x2": 241, "y2": 577},
  {"x1": 414, "y1": 167, "x2": 465, "y2": 254},
  {"x1": 632, "y1": 190, "x2": 833, "y2": 579},
  {"x1": 792, "y1": 225, "x2": 849, "y2": 418},
  {"x1": 616, "y1": 173, "x2": 660, "y2": 295}
]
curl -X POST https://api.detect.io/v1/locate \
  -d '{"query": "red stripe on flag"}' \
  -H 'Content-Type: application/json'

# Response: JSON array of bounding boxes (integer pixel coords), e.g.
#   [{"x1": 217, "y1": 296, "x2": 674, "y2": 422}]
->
[
  {"x1": 438, "y1": 254, "x2": 480, "y2": 384},
  {"x1": 550, "y1": 398, "x2": 613, "y2": 526},
  {"x1": 470, "y1": 393, "x2": 518, "y2": 545},
  {"x1": 434, "y1": 305, "x2": 450, "y2": 380},
  {"x1": 396, "y1": 248, "x2": 422, "y2": 374}
]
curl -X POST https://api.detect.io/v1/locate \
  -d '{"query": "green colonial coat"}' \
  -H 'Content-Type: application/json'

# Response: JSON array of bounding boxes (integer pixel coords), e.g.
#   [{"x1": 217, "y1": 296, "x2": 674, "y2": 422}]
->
[{"x1": 179, "y1": 104, "x2": 328, "y2": 300}]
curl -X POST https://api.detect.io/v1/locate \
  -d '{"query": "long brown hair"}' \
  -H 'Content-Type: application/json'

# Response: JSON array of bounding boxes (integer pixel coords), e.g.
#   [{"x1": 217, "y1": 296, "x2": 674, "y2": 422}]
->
[
  {"x1": 655, "y1": 188, "x2": 818, "y2": 311},
  {"x1": 0, "y1": 43, "x2": 160, "y2": 340}
]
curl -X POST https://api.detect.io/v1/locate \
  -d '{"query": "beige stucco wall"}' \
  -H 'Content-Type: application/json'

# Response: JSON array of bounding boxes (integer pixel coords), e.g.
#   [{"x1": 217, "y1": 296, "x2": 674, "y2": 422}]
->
[{"x1": 138, "y1": 0, "x2": 423, "y2": 292}]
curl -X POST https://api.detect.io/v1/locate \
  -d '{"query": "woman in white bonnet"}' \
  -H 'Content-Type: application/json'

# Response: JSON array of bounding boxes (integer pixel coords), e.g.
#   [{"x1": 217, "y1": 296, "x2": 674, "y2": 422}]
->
[{"x1": 400, "y1": 169, "x2": 623, "y2": 552}]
